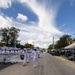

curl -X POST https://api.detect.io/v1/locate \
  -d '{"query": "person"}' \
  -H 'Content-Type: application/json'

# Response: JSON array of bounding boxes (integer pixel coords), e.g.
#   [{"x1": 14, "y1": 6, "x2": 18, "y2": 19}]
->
[
  {"x1": 0, "y1": 50, "x2": 1, "y2": 54},
  {"x1": 23, "y1": 49, "x2": 27, "y2": 66},
  {"x1": 26, "y1": 48, "x2": 30, "y2": 63},
  {"x1": 29, "y1": 49, "x2": 33, "y2": 60},
  {"x1": 32, "y1": 49, "x2": 38, "y2": 67},
  {"x1": 36, "y1": 49, "x2": 41, "y2": 58}
]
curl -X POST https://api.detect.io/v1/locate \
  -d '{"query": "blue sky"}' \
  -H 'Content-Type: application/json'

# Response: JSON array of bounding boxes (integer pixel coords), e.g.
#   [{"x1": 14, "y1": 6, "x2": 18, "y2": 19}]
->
[{"x1": 0, "y1": 0, "x2": 75, "y2": 48}]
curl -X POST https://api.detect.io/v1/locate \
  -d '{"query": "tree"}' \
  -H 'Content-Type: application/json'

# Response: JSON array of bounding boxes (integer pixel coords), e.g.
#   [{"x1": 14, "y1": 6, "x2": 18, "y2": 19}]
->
[
  {"x1": 0, "y1": 27, "x2": 20, "y2": 46},
  {"x1": 0, "y1": 27, "x2": 10, "y2": 46},
  {"x1": 0, "y1": 42, "x2": 5, "y2": 47},
  {"x1": 16, "y1": 43, "x2": 25, "y2": 49},
  {"x1": 48, "y1": 44, "x2": 53, "y2": 50},
  {"x1": 55, "y1": 34, "x2": 71, "y2": 49},
  {"x1": 73, "y1": 38, "x2": 75, "y2": 42},
  {"x1": 24, "y1": 43, "x2": 34, "y2": 48},
  {"x1": 9, "y1": 27, "x2": 20, "y2": 46}
]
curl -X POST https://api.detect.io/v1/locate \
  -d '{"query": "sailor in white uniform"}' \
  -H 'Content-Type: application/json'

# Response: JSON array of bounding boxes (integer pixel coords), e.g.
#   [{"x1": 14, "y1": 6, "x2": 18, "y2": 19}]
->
[
  {"x1": 0, "y1": 50, "x2": 1, "y2": 54},
  {"x1": 23, "y1": 49, "x2": 27, "y2": 66},
  {"x1": 36, "y1": 49, "x2": 41, "y2": 58},
  {"x1": 29, "y1": 49, "x2": 33, "y2": 60},
  {"x1": 32, "y1": 49, "x2": 38, "y2": 67},
  {"x1": 2, "y1": 50, "x2": 6, "y2": 54},
  {"x1": 10, "y1": 50, "x2": 14, "y2": 54},
  {"x1": 26, "y1": 48, "x2": 30, "y2": 63}
]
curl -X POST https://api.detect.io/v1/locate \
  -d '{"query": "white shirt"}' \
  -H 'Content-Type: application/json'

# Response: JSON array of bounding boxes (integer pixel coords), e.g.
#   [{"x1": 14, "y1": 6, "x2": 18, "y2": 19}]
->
[{"x1": 32, "y1": 50, "x2": 38, "y2": 59}]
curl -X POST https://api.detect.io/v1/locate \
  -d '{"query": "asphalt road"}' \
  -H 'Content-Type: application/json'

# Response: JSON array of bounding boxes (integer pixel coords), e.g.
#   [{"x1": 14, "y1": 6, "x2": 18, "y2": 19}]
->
[{"x1": 0, "y1": 52, "x2": 75, "y2": 75}]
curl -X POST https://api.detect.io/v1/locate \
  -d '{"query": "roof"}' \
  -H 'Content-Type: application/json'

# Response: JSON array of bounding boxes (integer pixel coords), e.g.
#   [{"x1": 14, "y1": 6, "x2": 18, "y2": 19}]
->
[{"x1": 64, "y1": 43, "x2": 75, "y2": 49}]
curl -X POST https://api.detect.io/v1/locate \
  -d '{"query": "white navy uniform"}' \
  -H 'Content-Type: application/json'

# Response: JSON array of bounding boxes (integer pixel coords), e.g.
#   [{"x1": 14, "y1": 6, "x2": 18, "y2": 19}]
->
[
  {"x1": 32, "y1": 49, "x2": 38, "y2": 67},
  {"x1": 29, "y1": 49, "x2": 33, "y2": 59},
  {"x1": 23, "y1": 49, "x2": 27, "y2": 66},
  {"x1": 36, "y1": 50, "x2": 41, "y2": 58},
  {"x1": 0, "y1": 50, "x2": 1, "y2": 54},
  {"x1": 27, "y1": 51, "x2": 30, "y2": 63}
]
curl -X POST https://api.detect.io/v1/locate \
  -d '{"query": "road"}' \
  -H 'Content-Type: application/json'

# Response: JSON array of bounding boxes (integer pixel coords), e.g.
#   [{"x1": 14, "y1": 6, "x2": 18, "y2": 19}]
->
[{"x1": 0, "y1": 52, "x2": 75, "y2": 75}]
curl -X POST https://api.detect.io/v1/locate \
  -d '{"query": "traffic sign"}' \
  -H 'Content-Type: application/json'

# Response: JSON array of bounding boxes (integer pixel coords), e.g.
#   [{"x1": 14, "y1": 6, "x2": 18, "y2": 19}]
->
[{"x1": 68, "y1": 39, "x2": 74, "y2": 44}]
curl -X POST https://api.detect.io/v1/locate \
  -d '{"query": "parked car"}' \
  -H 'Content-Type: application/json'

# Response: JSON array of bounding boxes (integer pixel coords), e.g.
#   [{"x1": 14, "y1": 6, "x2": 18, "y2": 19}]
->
[{"x1": 68, "y1": 55, "x2": 75, "y2": 61}]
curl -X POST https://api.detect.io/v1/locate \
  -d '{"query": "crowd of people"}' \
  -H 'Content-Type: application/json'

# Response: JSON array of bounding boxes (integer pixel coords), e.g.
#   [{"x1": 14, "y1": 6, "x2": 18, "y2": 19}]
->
[{"x1": 0, "y1": 48, "x2": 41, "y2": 68}]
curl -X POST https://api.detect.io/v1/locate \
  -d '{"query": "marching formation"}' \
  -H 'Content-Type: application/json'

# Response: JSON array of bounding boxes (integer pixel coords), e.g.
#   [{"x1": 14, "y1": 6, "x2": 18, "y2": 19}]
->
[{"x1": 0, "y1": 48, "x2": 41, "y2": 68}]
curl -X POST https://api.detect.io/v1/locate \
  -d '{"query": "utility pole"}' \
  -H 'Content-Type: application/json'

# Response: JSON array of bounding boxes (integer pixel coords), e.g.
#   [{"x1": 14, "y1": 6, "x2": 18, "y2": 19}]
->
[
  {"x1": 53, "y1": 36, "x2": 54, "y2": 49},
  {"x1": 33, "y1": 41, "x2": 34, "y2": 48}
]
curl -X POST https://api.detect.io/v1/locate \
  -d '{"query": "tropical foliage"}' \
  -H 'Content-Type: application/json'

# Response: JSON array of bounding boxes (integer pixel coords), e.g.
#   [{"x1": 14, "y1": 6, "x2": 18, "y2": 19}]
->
[{"x1": 0, "y1": 27, "x2": 20, "y2": 46}]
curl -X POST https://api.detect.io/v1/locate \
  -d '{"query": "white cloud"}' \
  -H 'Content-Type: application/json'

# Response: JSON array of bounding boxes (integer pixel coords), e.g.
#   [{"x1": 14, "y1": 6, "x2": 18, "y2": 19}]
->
[
  {"x1": 17, "y1": 13, "x2": 28, "y2": 22},
  {"x1": 0, "y1": 15, "x2": 12, "y2": 28},
  {"x1": 0, "y1": 0, "x2": 64, "y2": 48},
  {"x1": 19, "y1": 0, "x2": 28, "y2": 3},
  {"x1": 0, "y1": 15, "x2": 62, "y2": 48},
  {"x1": 19, "y1": 0, "x2": 62, "y2": 34},
  {"x1": 0, "y1": 0, "x2": 14, "y2": 9},
  {"x1": 17, "y1": 0, "x2": 63, "y2": 48},
  {"x1": 12, "y1": 22, "x2": 62, "y2": 48}
]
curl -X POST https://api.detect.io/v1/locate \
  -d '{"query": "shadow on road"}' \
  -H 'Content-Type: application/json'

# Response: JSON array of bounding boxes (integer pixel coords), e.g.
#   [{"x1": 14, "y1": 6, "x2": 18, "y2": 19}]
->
[{"x1": 0, "y1": 62, "x2": 14, "y2": 70}]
